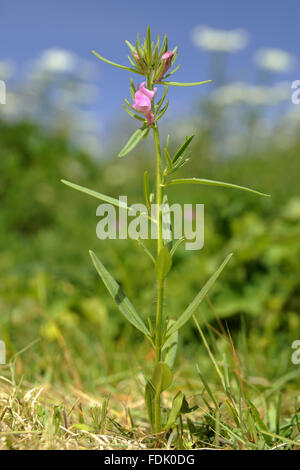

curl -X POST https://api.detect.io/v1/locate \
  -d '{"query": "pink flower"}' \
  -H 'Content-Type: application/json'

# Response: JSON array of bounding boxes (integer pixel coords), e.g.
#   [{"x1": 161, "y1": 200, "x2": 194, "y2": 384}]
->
[
  {"x1": 157, "y1": 50, "x2": 174, "y2": 82},
  {"x1": 133, "y1": 83, "x2": 157, "y2": 126}
]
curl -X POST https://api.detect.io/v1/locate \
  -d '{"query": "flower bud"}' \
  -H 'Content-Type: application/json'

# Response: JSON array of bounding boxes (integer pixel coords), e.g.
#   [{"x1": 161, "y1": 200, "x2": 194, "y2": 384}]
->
[{"x1": 157, "y1": 50, "x2": 174, "y2": 82}]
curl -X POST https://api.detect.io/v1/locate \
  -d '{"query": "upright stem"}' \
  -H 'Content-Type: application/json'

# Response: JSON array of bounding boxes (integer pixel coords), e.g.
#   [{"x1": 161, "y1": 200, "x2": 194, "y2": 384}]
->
[
  {"x1": 153, "y1": 123, "x2": 164, "y2": 361},
  {"x1": 153, "y1": 123, "x2": 164, "y2": 433}
]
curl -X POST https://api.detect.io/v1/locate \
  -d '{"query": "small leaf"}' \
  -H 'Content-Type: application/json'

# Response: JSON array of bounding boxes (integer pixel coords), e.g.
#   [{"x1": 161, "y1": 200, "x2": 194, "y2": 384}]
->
[
  {"x1": 155, "y1": 246, "x2": 172, "y2": 280},
  {"x1": 180, "y1": 395, "x2": 198, "y2": 414},
  {"x1": 155, "y1": 85, "x2": 169, "y2": 112},
  {"x1": 61, "y1": 179, "x2": 153, "y2": 222},
  {"x1": 159, "y1": 80, "x2": 212, "y2": 87},
  {"x1": 163, "y1": 64, "x2": 181, "y2": 79},
  {"x1": 145, "y1": 381, "x2": 156, "y2": 431},
  {"x1": 170, "y1": 237, "x2": 185, "y2": 256},
  {"x1": 162, "y1": 320, "x2": 178, "y2": 369},
  {"x1": 146, "y1": 26, "x2": 152, "y2": 65},
  {"x1": 164, "y1": 178, "x2": 270, "y2": 197},
  {"x1": 172, "y1": 135, "x2": 195, "y2": 164},
  {"x1": 167, "y1": 253, "x2": 233, "y2": 336},
  {"x1": 143, "y1": 170, "x2": 151, "y2": 213},
  {"x1": 125, "y1": 40, "x2": 136, "y2": 55},
  {"x1": 165, "y1": 391, "x2": 184, "y2": 430},
  {"x1": 92, "y1": 50, "x2": 141, "y2": 74},
  {"x1": 163, "y1": 147, "x2": 172, "y2": 171},
  {"x1": 135, "y1": 34, "x2": 144, "y2": 64},
  {"x1": 89, "y1": 251, "x2": 150, "y2": 337},
  {"x1": 154, "y1": 100, "x2": 169, "y2": 122},
  {"x1": 123, "y1": 104, "x2": 145, "y2": 122},
  {"x1": 152, "y1": 362, "x2": 173, "y2": 393},
  {"x1": 136, "y1": 239, "x2": 155, "y2": 264},
  {"x1": 119, "y1": 126, "x2": 148, "y2": 158}
]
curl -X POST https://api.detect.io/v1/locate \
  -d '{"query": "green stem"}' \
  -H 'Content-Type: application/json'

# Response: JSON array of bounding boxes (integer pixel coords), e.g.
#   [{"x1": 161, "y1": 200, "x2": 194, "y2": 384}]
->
[{"x1": 153, "y1": 123, "x2": 164, "y2": 434}]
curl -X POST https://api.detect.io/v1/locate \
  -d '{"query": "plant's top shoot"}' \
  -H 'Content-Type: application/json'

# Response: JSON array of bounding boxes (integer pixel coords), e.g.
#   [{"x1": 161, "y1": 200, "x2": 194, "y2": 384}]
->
[{"x1": 92, "y1": 27, "x2": 211, "y2": 154}]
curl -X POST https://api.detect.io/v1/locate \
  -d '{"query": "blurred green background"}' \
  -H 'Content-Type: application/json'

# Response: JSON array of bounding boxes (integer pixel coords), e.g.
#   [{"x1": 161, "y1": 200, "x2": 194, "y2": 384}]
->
[{"x1": 0, "y1": 16, "x2": 300, "y2": 397}]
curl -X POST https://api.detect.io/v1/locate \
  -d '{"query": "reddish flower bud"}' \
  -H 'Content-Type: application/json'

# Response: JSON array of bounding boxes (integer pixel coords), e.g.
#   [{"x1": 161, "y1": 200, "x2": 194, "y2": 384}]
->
[{"x1": 157, "y1": 50, "x2": 174, "y2": 82}]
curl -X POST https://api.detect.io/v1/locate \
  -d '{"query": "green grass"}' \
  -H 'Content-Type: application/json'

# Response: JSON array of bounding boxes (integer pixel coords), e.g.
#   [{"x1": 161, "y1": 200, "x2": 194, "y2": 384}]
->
[{"x1": 0, "y1": 303, "x2": 299, "y2": 450}]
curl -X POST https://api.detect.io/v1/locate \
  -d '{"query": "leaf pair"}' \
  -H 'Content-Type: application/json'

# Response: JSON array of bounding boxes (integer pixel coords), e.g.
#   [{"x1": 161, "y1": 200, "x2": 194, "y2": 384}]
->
[{"x1": 163, "y1": 134, "x2": 194, "y2": 177}]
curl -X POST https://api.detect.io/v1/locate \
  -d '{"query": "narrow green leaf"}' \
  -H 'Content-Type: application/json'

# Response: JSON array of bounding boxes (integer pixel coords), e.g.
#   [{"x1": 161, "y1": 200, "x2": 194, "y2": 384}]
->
[
  {"x1": 168, "y1": 253, "x2": 233, "y2": 336},
  {"x1": 118, "y1": 126, "x2": 148, "y2": 158},
  {"x1": 165, "y1": 391, "x2": 184, "y2": 430},
  {"x1": 172, "y1": 135, "x2": 195, "y2": 164},
  {"x1": 163, "y1": 177, "x2": 270, "y2": 197},
  {"x1": 125, "y1": 40, "x2": 136, "y2": 55},
  {"x1": 154, "y1": 100, "x2": 169, "y2": 122},
  {"x1": 163, "y1": 147, "x2": 172, "y2": 171},
  {"x1": 127, "y1": 55, "x2": 136, "y2": 68},
  {"x1": 146, "y1": 26, "x2": 152, "y2": 64},
  {"x1": 143, "y1": 170, "x2": 151, "y2": 213},
  {"x1": 129, "y1": 78, "x2": 136, "y2": 100},
  {"x1": 145, "y1": 381, "x2": 156, "y2": 431},
  {"x1": 162, "y1": 320, "x2": 178, "y2": 369},
  {"x1": 155, "y1": 86, "x2": 169, "y2": 112},
  {"x1": 154, "y1": 61, "x2": 165, "y2": 82},
  {"x1": 92, "y1": 50, "x2": 140, "y2": 75},
  {"x1": 170, "y1": 237, "x2": 185, "y2": 256},
  {"x1": 152, "y1": 362, "x2": 173, "y2": 393},
  {"x1": 155, "y1": 246, "x2": 172, "y2": 280},
  {"x1": 163, "y1": 64, "x2": 182, "y2": 79},
  {"x1": 135, "y1": 34, "x2": 144, "y2": 64},
  {"x1": 61, "y1": 179, "x2": 153, "y2": 222},
  {"x1": 159, "y1": 34, "x2": 168, "y2": 59},
  {"x1": 61, "y1": 179, "x2": 129, "y2": 210},
  {"x1": 159, "y1": 80, "x2": 212, "y2": 87},
  {"x1": 123, "y1": 104, "x2": 145, "y2": 122},
  {"x1": 136, "y1": 239, "x2": 155, "y2": 264},
  {"x1": 89, "y1": 251, "x2": 150, "y2": 337}
]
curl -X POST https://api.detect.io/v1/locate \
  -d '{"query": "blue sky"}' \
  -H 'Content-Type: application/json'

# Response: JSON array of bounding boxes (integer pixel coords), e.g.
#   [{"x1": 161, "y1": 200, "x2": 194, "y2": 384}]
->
[{"x1": 0, "y1": 0, "x2": 299, "y2": 128}]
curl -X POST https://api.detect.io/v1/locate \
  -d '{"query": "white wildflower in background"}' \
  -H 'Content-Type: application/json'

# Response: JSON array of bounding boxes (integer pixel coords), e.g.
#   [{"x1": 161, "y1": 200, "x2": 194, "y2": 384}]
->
[
  {"x1": 0, "y1": 48, "x2": 102, "y2": 157},
  {"x1": 36, "y1": 48, "x2": 77, "y2": 73},
  {"x1": 255, "y1": 48, "x2": 295, "y2": 73},
  {"x1": 0, "y1": 60, "x2": 15, "y2": 80},
  {"x1": 212, "y1": 81, "x2": 290, "y2": 106},
  {"x1": 191, "y1": 25, "x2": 249, "y2": 52}
]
